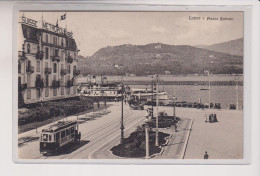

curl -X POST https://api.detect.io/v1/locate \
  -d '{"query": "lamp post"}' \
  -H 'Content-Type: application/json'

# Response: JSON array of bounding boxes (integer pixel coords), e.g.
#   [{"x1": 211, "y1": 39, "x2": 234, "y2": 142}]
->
[
  {"x1": 120, "y1": 80, "x2": 125, "y2": 145},
  {"x1": 235, "y1": 76, "x2": 239, "y2": 110},
  {"x1": 155, "y1": 74, "x2": 159, "y2": 146},
  {"x1": 145, "y1": 121, "x2": 150, "y2": 159},
  {"x1": 151, "y1": 75, "x2": 154, "y2": 119},
  {"x1": 207, "y1": 71, "x2": 211, "y2": 110},
  {"x1": 144, "y1": 109, "x2": 152, "y2": 159}
]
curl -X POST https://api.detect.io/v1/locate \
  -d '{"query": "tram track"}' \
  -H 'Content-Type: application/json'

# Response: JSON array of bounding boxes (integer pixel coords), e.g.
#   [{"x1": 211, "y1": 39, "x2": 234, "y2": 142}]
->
[
  {"x1": 57, "y1": 109, "x2": 139, "y2": 159},
  {"x1": 35, "y1": 106, "x2": 144, "y2": 159}
]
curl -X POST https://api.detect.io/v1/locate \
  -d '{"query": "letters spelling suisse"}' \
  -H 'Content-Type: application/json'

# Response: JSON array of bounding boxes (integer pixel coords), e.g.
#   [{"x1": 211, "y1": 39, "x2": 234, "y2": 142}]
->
[{"x1": 21, "y1": 16, "x2": 37, "y2": 28}]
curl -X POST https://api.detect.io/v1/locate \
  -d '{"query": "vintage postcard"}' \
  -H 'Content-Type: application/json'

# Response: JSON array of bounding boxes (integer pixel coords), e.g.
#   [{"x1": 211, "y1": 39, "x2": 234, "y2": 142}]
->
[{"x1": 17, "y1": 11, "x2": 243, "y2": 161}]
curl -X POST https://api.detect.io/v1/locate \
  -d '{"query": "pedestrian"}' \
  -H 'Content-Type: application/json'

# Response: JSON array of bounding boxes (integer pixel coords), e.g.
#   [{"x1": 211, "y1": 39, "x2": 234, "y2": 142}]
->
[
  {"x1": 204, "y1": 113, "x2": 208, "y2": 122},
  {"x1": 204, "y1": 151, "x2": 209, "y2": 159},
  {"x1": 209, "y1": 114, "x2": 212, "y2": 123},
  {"x1": 78, "y1": 132, "x2": 81, "y2": 144},
  {"x1": 174, "y1": 122, "x2": 178, "y2": 132},
  {"x1": 214, "y1": 114, "x2": 218, "y2": 122},
  {"x1": 124, "y1": 99, "x2": 127, "y2": 105}
]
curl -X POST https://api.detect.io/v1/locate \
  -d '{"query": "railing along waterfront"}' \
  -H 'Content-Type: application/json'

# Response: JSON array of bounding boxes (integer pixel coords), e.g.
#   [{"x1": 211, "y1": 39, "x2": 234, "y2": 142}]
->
[{"x1": 122, "y1": 80, "x2": 243, "y2": 86}]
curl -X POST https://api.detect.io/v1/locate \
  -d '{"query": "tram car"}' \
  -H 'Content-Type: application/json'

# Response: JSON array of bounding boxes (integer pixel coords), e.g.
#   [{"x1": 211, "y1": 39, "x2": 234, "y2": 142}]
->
[{"x1": 40, "y1": 121, "x2": 81, "y2": 155}]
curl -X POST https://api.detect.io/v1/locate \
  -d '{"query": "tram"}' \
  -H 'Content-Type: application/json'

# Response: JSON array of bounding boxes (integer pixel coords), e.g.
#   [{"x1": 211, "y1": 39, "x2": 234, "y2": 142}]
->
[{"x1": 40, "y1": 121, "x2": 81, "y2": 155}]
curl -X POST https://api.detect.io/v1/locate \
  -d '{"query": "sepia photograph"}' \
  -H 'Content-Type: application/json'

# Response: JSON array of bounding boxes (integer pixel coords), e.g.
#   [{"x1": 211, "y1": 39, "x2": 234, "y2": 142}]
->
[{"x1": 17, "y1": 11, "x2": 243, "y2": 161}]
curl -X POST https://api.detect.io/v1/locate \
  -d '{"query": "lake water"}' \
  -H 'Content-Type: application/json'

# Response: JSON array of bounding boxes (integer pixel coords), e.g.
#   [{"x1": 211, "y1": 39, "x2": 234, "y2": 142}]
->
[{"x1": 78, "y1": 75, "x2": 243, "y2": 109}]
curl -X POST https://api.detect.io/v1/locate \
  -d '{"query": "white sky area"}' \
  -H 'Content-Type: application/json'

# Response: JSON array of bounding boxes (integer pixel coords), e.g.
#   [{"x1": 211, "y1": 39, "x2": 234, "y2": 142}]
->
[{"x1": 19, "y1": 12, "x2": 243, "y2": 57}]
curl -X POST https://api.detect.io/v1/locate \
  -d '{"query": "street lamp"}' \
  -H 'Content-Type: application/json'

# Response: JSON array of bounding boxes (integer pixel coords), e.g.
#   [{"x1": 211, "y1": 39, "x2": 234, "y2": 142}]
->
[
  {"x1": 145, "y1": 109, "x2": 152, "y2": 159},
  {"x1": 235, "y1": 75, "x2": 240, "y2": 110},
  {"x1": 208, "y1": 72, "x2": 211, "y2": 110},
  {"x1": 155, "y1": 74, "x2": 159, "y2": 147},
  {"x1": 120, "y1": 82, "x2": 124, "y2": 144}
]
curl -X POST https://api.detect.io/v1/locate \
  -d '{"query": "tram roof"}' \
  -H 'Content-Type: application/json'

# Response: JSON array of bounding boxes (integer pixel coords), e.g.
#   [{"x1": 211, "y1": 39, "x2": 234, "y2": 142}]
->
[{"x1": 42, "y1": 121, "x2": 77, "y2": 133}]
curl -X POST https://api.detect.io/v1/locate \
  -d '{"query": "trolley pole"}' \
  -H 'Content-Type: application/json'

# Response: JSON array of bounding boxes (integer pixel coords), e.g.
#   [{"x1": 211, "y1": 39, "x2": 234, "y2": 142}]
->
[
  {"x1": 120, "y1": 83, "x2": 124, "y2": 144},
  {"x1": 155, "y1": 74, "x2": 159, "y2": 146}
]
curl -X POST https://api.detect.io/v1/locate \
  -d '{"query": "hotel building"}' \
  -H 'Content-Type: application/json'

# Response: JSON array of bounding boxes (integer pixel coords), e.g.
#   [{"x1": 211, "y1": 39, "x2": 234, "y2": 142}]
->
[{"x1": 18, "y1": 16, "x2": 80, "y2": 107}]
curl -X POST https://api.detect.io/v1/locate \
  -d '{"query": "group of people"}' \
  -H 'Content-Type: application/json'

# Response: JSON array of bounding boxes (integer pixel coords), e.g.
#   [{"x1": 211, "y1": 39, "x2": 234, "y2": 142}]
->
[{"x1": 204, "y1": 113, "x2": 218, "y2": 123}]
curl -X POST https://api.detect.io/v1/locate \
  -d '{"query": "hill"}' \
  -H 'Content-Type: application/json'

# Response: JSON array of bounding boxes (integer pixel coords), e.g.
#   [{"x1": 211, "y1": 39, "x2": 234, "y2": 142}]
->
[
  {"x1": 195, "y1": 38, "x2": 243, "y2": 56},
  {"x1": 78, "y1": 43, "x2": 243, "y2": 76}
]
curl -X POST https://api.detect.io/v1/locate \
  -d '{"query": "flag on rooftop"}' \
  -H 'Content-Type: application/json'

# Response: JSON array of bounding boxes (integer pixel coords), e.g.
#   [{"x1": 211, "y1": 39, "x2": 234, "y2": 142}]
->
[{"x1": 60, "y1": 13, "x2": 66, "y2": 21}]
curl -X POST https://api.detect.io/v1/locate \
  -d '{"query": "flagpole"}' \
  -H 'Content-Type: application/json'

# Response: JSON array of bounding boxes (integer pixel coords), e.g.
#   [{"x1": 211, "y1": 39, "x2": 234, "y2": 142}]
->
[{"x1": 66, "y1": 13, "x2": 67, "y2": 30}]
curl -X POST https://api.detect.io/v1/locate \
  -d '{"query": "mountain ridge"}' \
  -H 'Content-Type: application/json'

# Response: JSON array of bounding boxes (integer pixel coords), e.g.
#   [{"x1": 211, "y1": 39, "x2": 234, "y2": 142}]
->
[{"x1": 78, "y1": 41, "x2": 243, "y2": 76}]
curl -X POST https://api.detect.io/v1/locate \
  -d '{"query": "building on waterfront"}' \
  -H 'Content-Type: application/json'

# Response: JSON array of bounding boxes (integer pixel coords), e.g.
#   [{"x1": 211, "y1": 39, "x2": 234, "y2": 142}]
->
[{"x1": 18, "y1": 15, "x2": 80, "y2": 107}]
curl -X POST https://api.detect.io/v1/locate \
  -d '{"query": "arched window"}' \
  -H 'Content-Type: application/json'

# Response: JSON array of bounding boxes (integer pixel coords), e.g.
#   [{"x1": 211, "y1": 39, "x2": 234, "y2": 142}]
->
[
  {"x1": 61, "y1": 39, "x2": 64, "y2": 47},
  {"x1": 27, "y1": 43, "x2": 30, "y2": 53}
]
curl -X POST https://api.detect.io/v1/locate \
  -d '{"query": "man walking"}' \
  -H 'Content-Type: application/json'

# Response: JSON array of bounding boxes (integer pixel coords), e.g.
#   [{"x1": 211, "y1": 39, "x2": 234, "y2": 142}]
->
[{"x1": 204, "y1": 151, "x2": 209, "y2": 159}]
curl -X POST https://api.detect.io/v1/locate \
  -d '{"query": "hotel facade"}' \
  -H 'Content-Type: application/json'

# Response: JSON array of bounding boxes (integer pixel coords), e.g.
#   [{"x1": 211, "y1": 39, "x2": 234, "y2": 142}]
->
[{"x1": 18, "y1": 16, "x2": 80, "y2": 107}]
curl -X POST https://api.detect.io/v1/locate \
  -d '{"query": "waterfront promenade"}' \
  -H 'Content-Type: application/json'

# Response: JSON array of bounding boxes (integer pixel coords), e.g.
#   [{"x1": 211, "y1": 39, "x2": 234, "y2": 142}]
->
[{"x1": 18, "y1": 102, "x2": 242, "y2": 160}]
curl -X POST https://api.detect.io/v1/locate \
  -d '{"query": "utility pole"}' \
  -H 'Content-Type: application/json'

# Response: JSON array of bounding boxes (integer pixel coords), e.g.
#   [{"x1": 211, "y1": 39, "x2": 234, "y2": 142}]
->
[{"x1": 155, "y1": 74, "x2": 159, "y2": 146}]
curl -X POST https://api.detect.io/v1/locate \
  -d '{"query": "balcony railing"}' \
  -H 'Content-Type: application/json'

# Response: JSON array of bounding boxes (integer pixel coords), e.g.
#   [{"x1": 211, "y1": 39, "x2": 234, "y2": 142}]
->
[
  {"x1": 44, "y1": 67, "x2": 52, "y2": 74},
  {"x1": 35, "y1": 78, "x2": 44, "y2": 88},
  {"x1": 18, "y1": 83, "x2": 27, "y2": 91},
  {"x1": 26, "y1": 66, "x2": 34, "y2": 74},
  {"x1": 66, "y1": 56, "x2": 73, "y2": 64},
  {"x1": 51, "y1": 55, "x2": 61, "y2": 62},
  {"x1": 36, "y1": 51, "x2": 44, "y2": 60},
  {"x1": 60, "y1": 68, "x2": 67, "y2": 75},
  {"x1": 73, "y1": 70, "x2": 80, "y2": 76},
  {"x1": 66, "y1": 79, "x2": 73, "y2": 88},
  {"x1": 52, "y1": 80, "x2": 60, "y2": 88}
]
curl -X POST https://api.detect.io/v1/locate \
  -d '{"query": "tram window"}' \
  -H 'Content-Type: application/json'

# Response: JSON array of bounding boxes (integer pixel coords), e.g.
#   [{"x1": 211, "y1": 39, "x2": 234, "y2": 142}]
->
[
  {"x1": 42, "y1": 134, "x2": 48, "y2": 141},
  {"x1": 49, "y1": 135, "x2": 52, "y2": 141},
  {"x1": 66, "y1": 129, "x2": 70, "y2": 135},
  {"x1": 61, "y1": 130, "x2": 65, "y2": 138},
  {"x1": 56, "y1": 133, "x2": 60, "y2": 141}
]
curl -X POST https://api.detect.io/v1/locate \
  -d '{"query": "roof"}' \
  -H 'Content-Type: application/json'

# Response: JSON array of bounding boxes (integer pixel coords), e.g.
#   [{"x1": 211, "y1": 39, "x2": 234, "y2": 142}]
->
[{"x1": 42, "y1": 121, "x2": 77, "y2": 133}]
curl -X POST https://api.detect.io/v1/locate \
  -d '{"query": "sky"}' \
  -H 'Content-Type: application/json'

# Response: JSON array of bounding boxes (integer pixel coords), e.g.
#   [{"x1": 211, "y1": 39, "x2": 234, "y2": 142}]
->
[{"x1": 19, "y1": 12, "x2": 243, "y2": 57}]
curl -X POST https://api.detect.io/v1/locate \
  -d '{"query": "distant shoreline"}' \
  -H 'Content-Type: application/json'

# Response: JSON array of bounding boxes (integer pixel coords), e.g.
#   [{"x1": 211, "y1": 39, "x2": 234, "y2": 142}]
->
[{"x1": 78, "y1": 74, "x2": 243, "y2": 85}]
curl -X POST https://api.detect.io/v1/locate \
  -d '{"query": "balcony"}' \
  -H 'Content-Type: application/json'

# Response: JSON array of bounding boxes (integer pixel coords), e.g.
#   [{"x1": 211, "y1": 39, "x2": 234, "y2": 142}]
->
[
  {"x1": 26, "y1": 66, "x2": 34, "y2": 74},
  {"x1": 60, "y1": 68, "x2": 67, "y2": 75},
  {"x1": 66, "y1": 56, "x2": 73, "y2": 64},
  {"x1": 44, "y1": 67, "x2": 52, "y2": 74},
  {"x1": 51, "y1": 55, "x2": 61, "y2": 62},
  {"x1": 66, "y1": 79, "x2": 73, "y2": 88},
  {"x1": 18, "y1": 83, "x2": 27, "y2": 91},
  {"x1": 36, "y1": 51, "x2": 44, "y2": 60},
  {"x1": 52, "y1": 80, "x2": 60, "y2": 88},
  {"x1": 73, "y1": 70, "x2": 80, "y2": 76},
  {"x1": 35, "y1": 78, "x2": 44, "y2": 88}
]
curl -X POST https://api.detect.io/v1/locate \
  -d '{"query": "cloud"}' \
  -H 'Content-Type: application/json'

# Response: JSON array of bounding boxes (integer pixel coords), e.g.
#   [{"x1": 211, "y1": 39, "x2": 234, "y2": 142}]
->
[{"x1": 150, "y1": 25, "x2": 167, "y2": 34}]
